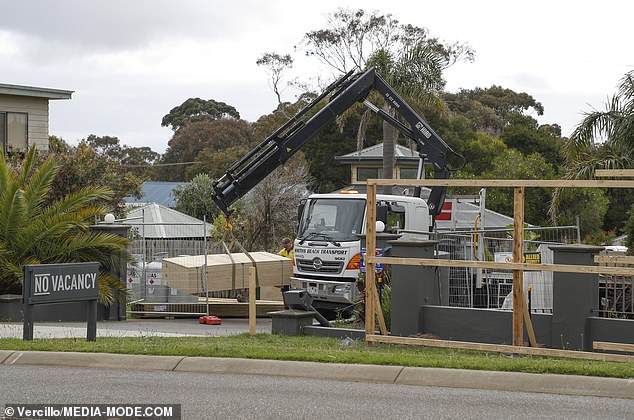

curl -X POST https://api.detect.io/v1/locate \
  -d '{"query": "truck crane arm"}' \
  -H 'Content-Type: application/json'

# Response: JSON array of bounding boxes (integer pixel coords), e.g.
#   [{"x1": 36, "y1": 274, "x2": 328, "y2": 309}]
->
[{"x1": 211, "y1": 67, "x2": 464, "y2": 223}]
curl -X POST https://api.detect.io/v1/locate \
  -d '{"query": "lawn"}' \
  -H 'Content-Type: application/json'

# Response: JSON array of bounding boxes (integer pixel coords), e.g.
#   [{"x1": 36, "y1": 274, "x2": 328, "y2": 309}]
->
[{"x1": 0, "y1": 334, "x2": 632, "y2": 379}]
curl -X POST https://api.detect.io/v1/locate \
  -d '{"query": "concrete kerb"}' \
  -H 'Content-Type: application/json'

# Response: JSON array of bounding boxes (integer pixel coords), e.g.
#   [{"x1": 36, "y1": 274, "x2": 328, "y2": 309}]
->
[
  {"x1": 174, "y1": 357, "x2": 403, "y2": 383},
  {"x1": 396, "y1": 367, "x2": 634, "y2": 400},
  {"x1": 1, "y1": 351, "x2": 633, "y2": 399},
  {"x1": 2, "y1": 351, "x2": 184, "y2": 372},
  {"x1": 0, "y1": 350, "x2": 14, "y2": 364}
]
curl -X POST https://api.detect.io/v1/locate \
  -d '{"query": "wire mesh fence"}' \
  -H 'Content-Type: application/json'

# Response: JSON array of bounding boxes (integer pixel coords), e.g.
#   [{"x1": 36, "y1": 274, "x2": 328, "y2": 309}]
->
[
  {"x1": 431, "y1": 226, "x2": 580, "y2": 313},
  {"x1": 126, "y1": 221, "x2": 211, "y2": 316},
  {"x1": 124, "y1": 217, "x2": 289, "y2": 317}
]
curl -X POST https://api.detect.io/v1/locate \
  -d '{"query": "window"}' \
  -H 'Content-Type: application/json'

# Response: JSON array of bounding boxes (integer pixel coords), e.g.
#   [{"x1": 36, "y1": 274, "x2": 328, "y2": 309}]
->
[
  {"x1": 386, "y1": 203, "x2": 406, "y2": 231},
  {"x1": 399, "y1": 167, "x2": 419, "y2": 179},
  {"x1": 357, "y1": 167, "x2": 383, "y2": 182},
  {"x1": 0, "y1": 112, "x2": 5, "y2": 152},
  {"x1": 0, "y1": 112, "x2": 28, "y2": 153}
]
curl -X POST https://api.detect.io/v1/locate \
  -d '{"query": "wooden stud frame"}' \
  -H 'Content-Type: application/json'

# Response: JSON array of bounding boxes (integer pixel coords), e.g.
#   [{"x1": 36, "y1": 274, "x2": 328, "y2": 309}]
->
[{"x1": 364, "y1": 177, "x2": 634, "y2": 355}]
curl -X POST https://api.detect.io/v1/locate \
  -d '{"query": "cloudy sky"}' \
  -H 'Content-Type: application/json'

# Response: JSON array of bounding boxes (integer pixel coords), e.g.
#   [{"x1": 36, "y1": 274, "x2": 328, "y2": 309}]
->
[{"x1": 1, "y1": 0, "x2": 632, "y2": 153}]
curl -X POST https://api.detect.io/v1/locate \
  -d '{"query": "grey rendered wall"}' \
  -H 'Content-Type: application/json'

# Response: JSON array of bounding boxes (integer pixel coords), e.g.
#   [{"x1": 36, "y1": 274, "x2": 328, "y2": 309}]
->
[
  {"x1": 419, "y1": 305, "x2": 552, "y2": 346},
  {"x1": 589, "y1": 317, "x2": 634, "y2": 345}
]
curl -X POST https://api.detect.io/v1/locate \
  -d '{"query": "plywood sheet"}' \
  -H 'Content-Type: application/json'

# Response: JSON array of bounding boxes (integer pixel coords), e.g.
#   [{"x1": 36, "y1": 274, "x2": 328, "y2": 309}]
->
[{"x1": 162, "y1": 252, "x2": 292, "y2": 293}]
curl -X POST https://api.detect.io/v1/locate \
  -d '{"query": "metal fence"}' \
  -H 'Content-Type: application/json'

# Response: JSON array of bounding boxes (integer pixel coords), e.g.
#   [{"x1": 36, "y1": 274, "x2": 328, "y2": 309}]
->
[
  {"x1": 126, "y1": 221, "x2": 211, "y2": 316},
  {"x1": 123, "y1": 218, "x2": 628, "y2": 319},
  {"x1": 431, "y1": 226, "x2": 580, "y2": 313},
  {"x1": 124, "y1": 219, "x2": 288, "y2": 317},
  {"x1": 597, "y1": 256, "x2": 634, "y2": 319}
]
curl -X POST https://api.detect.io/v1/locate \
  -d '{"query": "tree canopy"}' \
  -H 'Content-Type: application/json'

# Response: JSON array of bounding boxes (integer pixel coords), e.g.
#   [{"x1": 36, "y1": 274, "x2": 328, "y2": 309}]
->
[
  {"x1": 161, "y1": 98, "x2": 241, "y2": 131},
  {"x1": 49, "y1": 135, "x2": 144, "y2": 217},
  {"x1": 158, "y1": 118, "x2": 254, "y2": 181}
]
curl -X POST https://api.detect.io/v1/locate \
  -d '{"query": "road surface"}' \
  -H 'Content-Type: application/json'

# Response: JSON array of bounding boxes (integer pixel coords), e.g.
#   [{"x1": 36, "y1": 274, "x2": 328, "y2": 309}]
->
[{"x1": 1, "y1": 364, "x2": 633, "y2": 419}]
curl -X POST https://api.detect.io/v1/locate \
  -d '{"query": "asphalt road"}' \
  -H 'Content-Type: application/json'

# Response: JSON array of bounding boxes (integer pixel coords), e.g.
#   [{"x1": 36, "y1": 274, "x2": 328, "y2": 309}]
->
[{"x1": 1, "y1": 365, "x2": 633, "y2": 419}]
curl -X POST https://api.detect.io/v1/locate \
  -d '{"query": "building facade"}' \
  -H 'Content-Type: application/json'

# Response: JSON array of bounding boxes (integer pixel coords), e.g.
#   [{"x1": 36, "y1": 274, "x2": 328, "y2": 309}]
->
[{"x1": 0, "y1": 83, "x2": 73, "y2": 153}]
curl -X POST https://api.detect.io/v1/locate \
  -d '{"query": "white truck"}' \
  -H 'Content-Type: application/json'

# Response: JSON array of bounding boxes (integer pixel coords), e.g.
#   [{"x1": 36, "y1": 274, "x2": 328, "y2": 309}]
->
[
  {"x1": 211, "y1": 67, "x2": 463, "y2": 317},
  {"x1": 289, "y1": 192, "x2": 431, "y2": 316}
]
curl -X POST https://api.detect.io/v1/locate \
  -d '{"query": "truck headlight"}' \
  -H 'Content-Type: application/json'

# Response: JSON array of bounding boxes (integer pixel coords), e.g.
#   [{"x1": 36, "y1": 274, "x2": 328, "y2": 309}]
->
[
  {"x1": 333, "y1": 284, "x2": 351, "y2": 293},
  {"x1": 333, "y1": 284, "x2": 353, "y2": 301}
]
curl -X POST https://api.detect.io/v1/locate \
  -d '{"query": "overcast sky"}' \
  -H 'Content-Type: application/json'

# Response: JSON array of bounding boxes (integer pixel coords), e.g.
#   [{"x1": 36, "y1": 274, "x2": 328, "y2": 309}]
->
[{"x1": 1, "y1": 0, "x2": 632, "y2": 153}]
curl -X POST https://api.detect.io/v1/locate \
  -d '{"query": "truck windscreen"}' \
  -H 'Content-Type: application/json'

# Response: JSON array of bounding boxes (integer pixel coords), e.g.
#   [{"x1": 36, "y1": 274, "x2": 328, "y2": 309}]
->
[{"x1": 298, "y1": 198, "x2": 366, "y2": 242}]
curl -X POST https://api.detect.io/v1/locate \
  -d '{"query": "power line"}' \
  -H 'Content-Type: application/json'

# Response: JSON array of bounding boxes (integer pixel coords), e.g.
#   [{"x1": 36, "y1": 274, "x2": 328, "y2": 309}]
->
[{"x1": 126, "y1": 161, "x2": 197, "y2": 168}]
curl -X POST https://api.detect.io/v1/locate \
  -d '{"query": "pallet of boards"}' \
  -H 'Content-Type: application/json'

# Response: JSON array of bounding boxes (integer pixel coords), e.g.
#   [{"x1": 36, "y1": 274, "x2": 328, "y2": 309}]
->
[{"x1": 162, "y1": 252, "x2": 293, "y2": 293}]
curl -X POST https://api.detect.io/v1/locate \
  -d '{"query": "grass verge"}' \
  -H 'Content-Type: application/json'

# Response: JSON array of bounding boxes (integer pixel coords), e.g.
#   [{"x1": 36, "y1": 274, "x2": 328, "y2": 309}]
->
[{"x1": 0, "y1": 334, "x2": 632, "y2": 379}]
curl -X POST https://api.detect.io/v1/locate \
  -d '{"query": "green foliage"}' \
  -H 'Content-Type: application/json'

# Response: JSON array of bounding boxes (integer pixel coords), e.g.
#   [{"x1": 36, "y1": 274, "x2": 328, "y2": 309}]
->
[
  {"x1": 461, "y1": 131, "x2": 508, "y2": 175},
  {"x1": 583, "y1": 229, "x2": 617, "y2": 247},
  {"x1": 253, "y1": 98, "x2": 363, "y2": 193},
  {"x1": 49, "y1": 136, "x2": 144, "y2": 218},
  {"x1": 208, "y1": 154, "x2": 310, "y2": 253},
  {"x1": 501, "y1": 114, "x2": 563, "y2": 167},
  {"x1": 189, "y1": 146, "x2": 250, "y2": 180},
  {"x1": 557, "y1": 188, "x2": 610, "y2": 239},
  {"x1": 481, "y1": 149, "x2": 555, "y2": 225},
  {"x1": 173, "y1": 174, "x2": 220, "y2": 222},
  {"x1": 300, "y1": 8, "x2": 473, "y2": 190},
  {"x1": 554, "y1": 70, "x2": 634, "y2": 231},
  {"x1": 239, "y1": 153, "x2": 311, "y2": 251},
  {"x1": 302, "y1": 120, "x2": 357, "y2": 192},
  {"x1": 444, "y1": 85, "x2": 544, "y2": 135},
  {"x1": 159, "y1": 119, "x2": 254, "y2": 181},
  {"x1": 161, "y1": 98, "x2": 240, "y2": 131},
  {"x1": 302, "y1": 8, "x2": 473, "y2": 74},
  {"x1": 0, "y1": 148, "x2": 129, "y2": 301},
  {"x1": 604, "y1": 188, "x2": 634, "y2": 233}
]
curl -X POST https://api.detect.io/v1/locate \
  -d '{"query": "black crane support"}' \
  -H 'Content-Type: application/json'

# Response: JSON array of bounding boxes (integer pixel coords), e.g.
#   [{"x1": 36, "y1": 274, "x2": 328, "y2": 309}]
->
[{"x1": 211, "y1": 67, "x2": 464, "y2": 223}]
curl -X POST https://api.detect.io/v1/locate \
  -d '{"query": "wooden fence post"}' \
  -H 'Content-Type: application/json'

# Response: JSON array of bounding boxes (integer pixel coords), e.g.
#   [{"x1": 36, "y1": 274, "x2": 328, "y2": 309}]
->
[
  {"x1": 249, "y1": 266, "x2": 256, "y2": 336},
  {"x1": 365, "y1": 182, "x2": 377, "y2": 341},
  {"x1": 512, "y1": 186, "x2": 525, "y2": 346}
]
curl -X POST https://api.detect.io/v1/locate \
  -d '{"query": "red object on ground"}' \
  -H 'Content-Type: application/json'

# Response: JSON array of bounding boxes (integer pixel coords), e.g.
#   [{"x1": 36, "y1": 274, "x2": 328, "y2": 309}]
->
[{"x1": 199, "y1": 315, "x2": 222, "y2": 325}]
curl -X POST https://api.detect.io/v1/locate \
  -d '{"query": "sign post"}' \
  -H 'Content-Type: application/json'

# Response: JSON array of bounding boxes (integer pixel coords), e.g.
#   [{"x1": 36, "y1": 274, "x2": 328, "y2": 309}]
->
[{"x1": 22, "y1": 262, "x2": 100, "y2": 341}]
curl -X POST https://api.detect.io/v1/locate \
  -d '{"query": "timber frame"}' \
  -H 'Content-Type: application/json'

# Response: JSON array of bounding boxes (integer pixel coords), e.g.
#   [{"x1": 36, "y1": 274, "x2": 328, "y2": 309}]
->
[{"x1": 363, "y1": 172, "x2": 634, "y2": 362}]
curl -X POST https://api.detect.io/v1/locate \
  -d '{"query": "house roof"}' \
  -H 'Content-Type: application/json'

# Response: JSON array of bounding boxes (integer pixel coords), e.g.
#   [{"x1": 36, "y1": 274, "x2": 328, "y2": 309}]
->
[
  {"x1": 0, "y1": 83, "x2": 73, "y2": 100},
  {"x1": 335, "y1": 143, "x2": 423, "y2": 164},
  {"x1": 124, "y1": 182, "x2": 186, "y2": 208},
  {"x1": 123, "y1": 203, "x2": 213, "y2": 238}
]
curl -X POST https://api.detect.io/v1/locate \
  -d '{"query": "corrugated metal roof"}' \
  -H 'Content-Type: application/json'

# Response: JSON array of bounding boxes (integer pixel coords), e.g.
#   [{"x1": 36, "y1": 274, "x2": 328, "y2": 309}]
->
[
  {"x1": 125, "y1": 182, "x2": 186, "y2": 208},
  {"x1": 123, "y1": 203, "x2": 213, "y2": 238},
  {"x1": 336, "y1": 143, "x2": 422, "y2": 163}
]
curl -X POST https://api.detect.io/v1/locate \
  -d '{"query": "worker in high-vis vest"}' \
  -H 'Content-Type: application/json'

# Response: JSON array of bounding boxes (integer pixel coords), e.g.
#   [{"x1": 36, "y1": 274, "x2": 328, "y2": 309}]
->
[{"x1": 278, "y1": 237, "x2": 294, "y2": 259}]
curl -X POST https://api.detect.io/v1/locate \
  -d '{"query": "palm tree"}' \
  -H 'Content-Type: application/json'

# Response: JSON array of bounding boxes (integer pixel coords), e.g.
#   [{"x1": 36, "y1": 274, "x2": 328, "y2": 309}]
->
[
  {"x1": 550, "y1": 70, "x2": 634, "y2": 222},
  {"x1": 0, "y1": 147, "x2": 129, "y2": 302}
]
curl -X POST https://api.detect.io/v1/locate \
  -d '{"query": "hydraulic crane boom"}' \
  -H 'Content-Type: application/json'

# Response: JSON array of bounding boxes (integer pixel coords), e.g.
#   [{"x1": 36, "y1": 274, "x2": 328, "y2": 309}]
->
[{"x1": 211, "y1": 67, "x2": 463, "y2": 223}]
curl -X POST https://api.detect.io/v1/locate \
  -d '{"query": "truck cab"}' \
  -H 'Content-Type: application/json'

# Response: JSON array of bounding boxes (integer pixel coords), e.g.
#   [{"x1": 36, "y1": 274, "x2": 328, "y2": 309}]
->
[{"x1": 290, "y1": 192, "x2": 430, "y2": 317}]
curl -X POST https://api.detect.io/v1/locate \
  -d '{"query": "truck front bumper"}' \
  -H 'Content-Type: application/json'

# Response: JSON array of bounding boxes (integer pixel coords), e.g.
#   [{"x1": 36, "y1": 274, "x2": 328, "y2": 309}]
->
[{"x1": 289, "y1": 277, "x2": 358, "y2": 307}]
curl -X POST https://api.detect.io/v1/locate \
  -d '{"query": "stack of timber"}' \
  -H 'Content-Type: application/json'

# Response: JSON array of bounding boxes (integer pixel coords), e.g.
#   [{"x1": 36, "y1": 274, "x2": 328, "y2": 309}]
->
[{"x1": 162, "y1": 252, "x2": 292, "y2": 300}]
